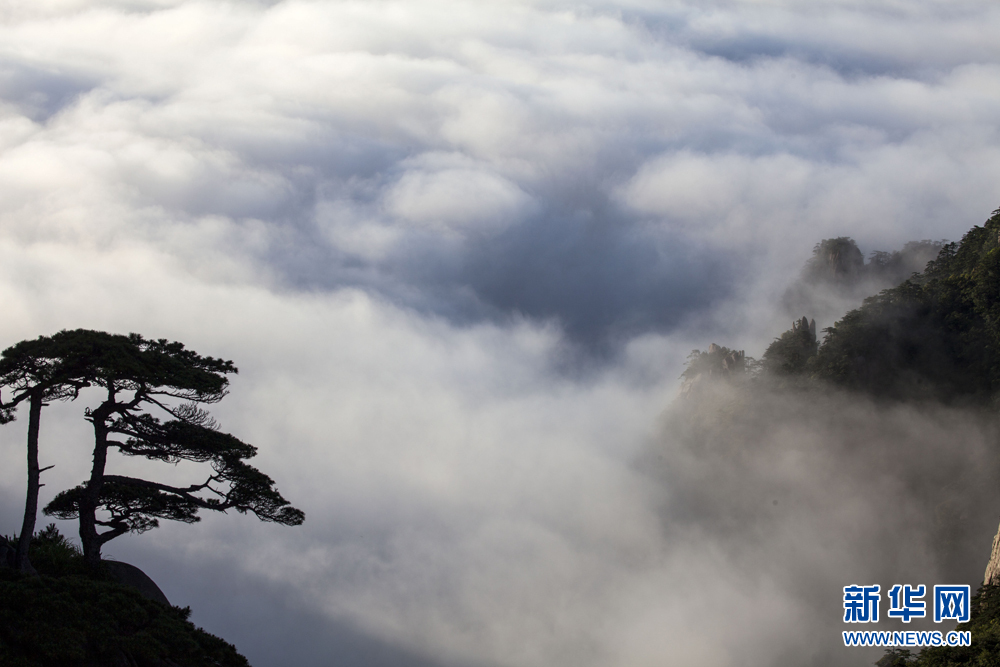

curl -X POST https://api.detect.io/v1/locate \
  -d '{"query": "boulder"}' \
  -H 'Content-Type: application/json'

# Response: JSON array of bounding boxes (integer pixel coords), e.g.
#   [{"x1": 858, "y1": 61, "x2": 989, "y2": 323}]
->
[{"x1": 104, "y1": 560, "x2": 171, "y2": 606}]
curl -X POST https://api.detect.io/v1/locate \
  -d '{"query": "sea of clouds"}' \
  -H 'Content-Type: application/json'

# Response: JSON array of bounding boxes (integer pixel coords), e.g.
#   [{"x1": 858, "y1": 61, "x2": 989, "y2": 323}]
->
[{"x1": 2, "y1": 1, "x2": 1000, "y2": 665}]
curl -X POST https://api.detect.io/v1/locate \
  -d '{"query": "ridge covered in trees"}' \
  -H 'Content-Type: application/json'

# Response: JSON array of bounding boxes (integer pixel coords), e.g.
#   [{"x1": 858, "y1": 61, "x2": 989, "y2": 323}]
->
[
  {"x1": 782, "y1": 210, "x2": 1000, "y2": 402},
  {"x1": 680, "y1": 208, "x2": 1000, "y2": 666},
  {"x1": 686, "y1": 209, "x2": 1000, "y2": 404}
]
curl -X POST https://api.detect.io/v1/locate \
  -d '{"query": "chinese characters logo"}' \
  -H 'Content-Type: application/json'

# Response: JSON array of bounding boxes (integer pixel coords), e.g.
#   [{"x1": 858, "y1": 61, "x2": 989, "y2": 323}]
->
[
  {"x1": 844, "y1": 585, "x2": 881, "y2": 622},
  {"x1": 934, "y1": 586, "x2": 970, "y2": 623},
  {"x1": 843, "y1": 584, "x2": 969, "y2": 624}
]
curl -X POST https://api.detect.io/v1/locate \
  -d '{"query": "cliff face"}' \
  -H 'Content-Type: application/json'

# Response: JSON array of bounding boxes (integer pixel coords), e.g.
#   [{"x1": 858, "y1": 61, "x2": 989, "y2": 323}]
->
[
  {"x1": 984, "y1": 521, "x2": 1000, "y2": 586},
  {"x1": 805, "y1": 237, "x2": 865, "y2": 282}
]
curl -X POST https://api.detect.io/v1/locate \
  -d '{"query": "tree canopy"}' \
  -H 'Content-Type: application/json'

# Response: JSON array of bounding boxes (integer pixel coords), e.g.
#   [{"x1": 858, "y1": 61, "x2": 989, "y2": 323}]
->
[
  {"x1": 0, "y1": 332, "x2": 93, "y2": 572},
  {"x1": 806, "y1": 210, "x2": 1000, "y2": 401},
  {"x1": 0, "y1": 329, "x2": 303, "y2": 569},
  {"x1": 694, "y1": 210, "x2": 1000, "y2": 403}
]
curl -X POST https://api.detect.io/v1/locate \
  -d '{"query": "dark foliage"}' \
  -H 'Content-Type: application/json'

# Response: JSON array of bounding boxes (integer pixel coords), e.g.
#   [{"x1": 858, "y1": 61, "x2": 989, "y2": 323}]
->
[
  {"x1": 46, "y1": 330, "x2": 236, "y2": 403},
  {"x1": 875, "y1": 585, "x2": 1000, "y2": 666},
  {"x1": 870, "y1": 240, "x2": 947, "y2": 285},
  {"x1": 675, "y1": 212, "x2": 1000, "y2": 666},
  {"x1": 878, "y1": 650, "x2": 918, "y2": 667},
  {"x1": 15, "y1": 524, "x2": 90, "y2": 579},
  {"x1": 0, "y1": 331, "x2": 98, "y2": 571},
  {"x1": 0, "y1": 331, "x2": 98, "y2": 415},
  {"x1": 784, "y1": 236, "x2": 946, "y2": 329},
  {"x1": 810, "y1": 210, "x2": 1000, "y2": 401},
  {"x1": 681, "y1": 345, "x2": 748, "y2": 382},
  {"x1": 762, "y1": 316, "x2": 817, "y2": 376},
  {"x1": 44, "y1": 417, "x2": 304, "y2": 543},
  {"x1": 0, "y1": 329, "x2": 304, "y2": 565},
  {"x1": 748, "y1": 210, "x2": 1000, "y2": 402},
  {"x1": 0, "y1": 525, "x2": 249, "y2": 667},
  {"x1": 46, "y1": 482, "x2": 202, "y2": 536}
]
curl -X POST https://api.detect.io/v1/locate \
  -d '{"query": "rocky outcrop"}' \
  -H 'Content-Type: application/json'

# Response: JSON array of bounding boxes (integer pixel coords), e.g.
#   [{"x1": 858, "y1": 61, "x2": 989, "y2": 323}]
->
[
  {"x1": 680, "y1": 343, "x2": 748, "y2": 397},
  {"x1": 1, "y1": 533, "x2": 168, "y2": 603},
  {"x1": 708, "y1": 343, "x2": 746, "y2": 377},
  {"x1": 984, "y1": 519, "x2": 1000, "y2": 586},
  {"x1": 804, "y1": 238, "x2": 865, "y2": 284},
  {"x1": 104, "y1": 560, "x2": 171, "y2": 606}
]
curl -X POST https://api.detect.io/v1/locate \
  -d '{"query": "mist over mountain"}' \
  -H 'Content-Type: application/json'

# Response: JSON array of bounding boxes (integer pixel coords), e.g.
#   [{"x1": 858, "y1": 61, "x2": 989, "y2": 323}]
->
[
  {"x1": 783, "y1": 237, "x2": 946, "y2": 328},
  {"x1": 665, "y1": 210, "x2": 1000, "y2": 665},
  {"x1": 788, "y1": 211, "x2": 1000, "y2": 402},
  {"x1": 653, "y1": 382, "x2": 1000, "y2": 666}
]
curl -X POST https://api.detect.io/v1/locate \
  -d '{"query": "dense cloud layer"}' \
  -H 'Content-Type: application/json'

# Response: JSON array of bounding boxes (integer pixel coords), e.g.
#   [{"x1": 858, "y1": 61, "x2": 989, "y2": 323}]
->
[
  {"x1": 654, "y1": 380, "x2": 1000, "y2": 666},
  {"x1": 2, "y1": 1, "x2": 1000, "y2": 666}
]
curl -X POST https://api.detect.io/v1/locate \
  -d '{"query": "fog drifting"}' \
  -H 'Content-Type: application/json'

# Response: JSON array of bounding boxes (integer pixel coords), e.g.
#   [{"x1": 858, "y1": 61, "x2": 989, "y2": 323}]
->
[{"x1": 2, "y1": 1, "x2": 1000, "y2": 666}]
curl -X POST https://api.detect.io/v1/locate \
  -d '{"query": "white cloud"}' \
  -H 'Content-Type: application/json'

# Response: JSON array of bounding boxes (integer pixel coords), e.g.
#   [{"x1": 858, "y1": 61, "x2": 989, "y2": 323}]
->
[
  {"x1": 384, "y1": 154, "x2": 535, "y2": 235},
  {"x1": 3, "y1": 1, "x2": 1000, "y2": 666}
]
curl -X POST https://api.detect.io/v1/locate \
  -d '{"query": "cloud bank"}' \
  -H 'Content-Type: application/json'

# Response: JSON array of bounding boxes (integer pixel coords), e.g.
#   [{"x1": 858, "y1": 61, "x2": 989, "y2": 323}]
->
[{"x1": 2, "y1": 1, "x2": 1000, "y2": 665}]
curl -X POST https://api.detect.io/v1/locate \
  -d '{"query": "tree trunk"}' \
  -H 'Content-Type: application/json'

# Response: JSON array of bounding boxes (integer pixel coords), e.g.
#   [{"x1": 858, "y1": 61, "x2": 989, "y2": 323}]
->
[
  {"x1": 80, "y1": 399, "x2": 113, "y2": 569},
  {"x1": 15, "y1": 392, "x2": 42, "y2": 574}
]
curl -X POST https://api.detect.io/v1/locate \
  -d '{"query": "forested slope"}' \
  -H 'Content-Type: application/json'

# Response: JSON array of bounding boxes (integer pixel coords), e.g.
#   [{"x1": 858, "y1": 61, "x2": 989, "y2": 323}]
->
[{"x1": 0, "y1": 526, "x2": 249, "y2": 667}]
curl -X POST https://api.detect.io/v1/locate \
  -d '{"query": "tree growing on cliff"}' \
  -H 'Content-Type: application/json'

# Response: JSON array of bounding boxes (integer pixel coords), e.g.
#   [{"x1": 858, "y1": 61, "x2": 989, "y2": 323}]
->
[
  {"x1": 46, "y1": 419, "x2": 304, "y2": 566},
  {"x1": 762, "y1": 316, "x2": 818, "y2": 376},
  {"x1": 53, "y1": 331, "x2": 303, "y2": 566},
  {"x1": 0, "y1": 332, "x2": 92, "y2": 572},
  {"x1": 809, "y1": 210, "x2": 1000, "y2": 401},
  {"x1": 2, "y1": 329, "x2": 303, "y2": 568}
]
